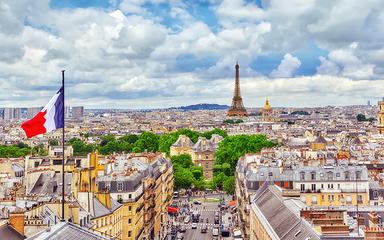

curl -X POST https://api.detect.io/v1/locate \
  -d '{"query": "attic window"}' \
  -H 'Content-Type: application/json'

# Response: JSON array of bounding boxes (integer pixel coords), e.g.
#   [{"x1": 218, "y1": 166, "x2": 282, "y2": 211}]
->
[{"x1": 117, "y1": 182, "x2": 123, "y2": 191}]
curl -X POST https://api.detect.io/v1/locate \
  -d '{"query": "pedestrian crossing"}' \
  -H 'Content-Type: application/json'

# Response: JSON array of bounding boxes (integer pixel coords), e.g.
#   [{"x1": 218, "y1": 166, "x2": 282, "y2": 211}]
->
[
  {"x1": 182, "y1": 223, "x2": 218, "y2": 230},
  {"x1": 189, "y1": 208, "x2": 218, "y2": 212}
]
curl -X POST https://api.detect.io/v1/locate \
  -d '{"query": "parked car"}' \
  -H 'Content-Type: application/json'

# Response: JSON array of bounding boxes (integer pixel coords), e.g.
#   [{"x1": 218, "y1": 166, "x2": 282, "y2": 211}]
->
[
  {"x1": 201, "y1": 225, "x2": 207, "y2": 233},
  {"x1": 179, "y1": 226, "x2": 186, "y2": 233},
  {"x1": 176, "y1": 233, "x2": 184, "y2": 240},
  {"x1": 212, "y1": 227, "x2": 219, "y2": 236},
  {"x1": 193, "y1": 200, "x2": 202, "y2": 205},
  {"x1": 191, "y1": 223, "x2": 197, "y2": 229}
]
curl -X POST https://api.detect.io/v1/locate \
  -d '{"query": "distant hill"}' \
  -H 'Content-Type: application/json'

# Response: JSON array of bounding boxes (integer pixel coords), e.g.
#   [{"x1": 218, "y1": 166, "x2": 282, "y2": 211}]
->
[{"x1": 170, "y1": 103, "x2": 229, "y2": 111}]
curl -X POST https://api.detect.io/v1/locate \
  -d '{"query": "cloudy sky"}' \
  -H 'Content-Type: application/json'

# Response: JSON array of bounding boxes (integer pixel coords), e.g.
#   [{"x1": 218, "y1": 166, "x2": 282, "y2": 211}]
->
[{"x1": 1, "y1": 0, "x2": 384, "y2": 109}]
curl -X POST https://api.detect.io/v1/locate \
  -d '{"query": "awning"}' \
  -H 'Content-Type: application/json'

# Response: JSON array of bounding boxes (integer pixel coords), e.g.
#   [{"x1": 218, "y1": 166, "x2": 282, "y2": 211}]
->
[{"x1": 168, "y1": 206, "x2": 179, "y2": 213}]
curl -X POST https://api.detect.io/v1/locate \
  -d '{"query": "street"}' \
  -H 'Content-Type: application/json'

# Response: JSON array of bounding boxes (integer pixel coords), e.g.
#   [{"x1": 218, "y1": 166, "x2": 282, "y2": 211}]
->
[{"x1": 161, "y1": 194, "x2": 241, "y2": 240}]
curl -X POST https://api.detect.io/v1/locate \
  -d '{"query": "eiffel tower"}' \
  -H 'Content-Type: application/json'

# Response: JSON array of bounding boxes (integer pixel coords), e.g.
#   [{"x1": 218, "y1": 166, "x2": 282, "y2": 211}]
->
[{"x1": 227, "y1": 62, "x2": 248, "y2": 117}]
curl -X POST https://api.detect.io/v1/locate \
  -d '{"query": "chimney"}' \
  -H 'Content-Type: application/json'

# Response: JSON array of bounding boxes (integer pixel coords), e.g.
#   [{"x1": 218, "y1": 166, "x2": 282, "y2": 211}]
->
[
  {"x1": 9, "y1": 210, "x2": 25, "y2": 236},
  {"x1": 369, "y1": 212, "x2": 380, "y2": 228},
  {"x1": 95, "y1": 191, "x2": 111, "y2": 210}
]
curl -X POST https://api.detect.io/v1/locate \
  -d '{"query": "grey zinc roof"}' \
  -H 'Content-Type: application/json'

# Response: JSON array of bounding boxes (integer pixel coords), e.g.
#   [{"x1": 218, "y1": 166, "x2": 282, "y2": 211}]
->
[
  {"x1": 26, "y1": 221, "x2": 109, "y2": 240},
  {"x1": 92, "y1": 196, "x2": 121, "y2": 219},
  {"x1": 0, "y1": 224, "x2": 25, "y2": 240},
  {"x1": 252, "y1": 185, "x2": 320, "y2": 240},
  {"x1": 11, "y1": 163, "x2": 24, "y2": 174},
  {"x1": 29, "y1": 173, "x2": 72, "y2": 197},
  {"x1": 172, "y1": 135, "x2": 193, "y2": 147},
  {"x1": 192, "y1": 137, "x2": 215, "y2": 151}
]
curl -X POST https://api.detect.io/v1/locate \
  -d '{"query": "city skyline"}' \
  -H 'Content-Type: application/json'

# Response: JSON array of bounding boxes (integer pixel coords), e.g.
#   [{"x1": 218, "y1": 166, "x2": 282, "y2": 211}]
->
[{"x1": 1, "y1": 0, "x2": 384, "y2": 109}]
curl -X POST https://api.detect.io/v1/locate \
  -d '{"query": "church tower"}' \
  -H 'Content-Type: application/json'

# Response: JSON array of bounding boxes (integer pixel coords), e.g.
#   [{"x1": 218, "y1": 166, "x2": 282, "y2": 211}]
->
[
  {"x1": 227, "y1": 63, "x2": 248, "y2": 117},
  {"x1": 261, "y1": 98, "x2": 273, "y2": 122},
  {"x1": 378, "y1": 98, "x2": 384, "y2": 134}
]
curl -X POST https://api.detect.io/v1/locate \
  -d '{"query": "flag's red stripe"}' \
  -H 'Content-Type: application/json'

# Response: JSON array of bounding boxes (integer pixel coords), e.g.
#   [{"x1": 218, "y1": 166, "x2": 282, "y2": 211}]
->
[{"x1": 21, "y1": 111, "x2": 47, "y2": 138}]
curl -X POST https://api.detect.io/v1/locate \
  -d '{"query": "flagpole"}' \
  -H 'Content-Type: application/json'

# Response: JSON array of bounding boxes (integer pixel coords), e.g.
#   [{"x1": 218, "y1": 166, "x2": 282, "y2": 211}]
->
[{"x1": 61, "y1": 70, "x2": 65, "y2": 221}]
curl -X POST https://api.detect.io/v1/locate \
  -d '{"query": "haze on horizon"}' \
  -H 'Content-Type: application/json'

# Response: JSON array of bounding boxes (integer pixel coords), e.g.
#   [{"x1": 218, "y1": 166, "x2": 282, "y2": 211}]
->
[{"x1": 1, "y1": 0, "x2": 384, "y2": 109}]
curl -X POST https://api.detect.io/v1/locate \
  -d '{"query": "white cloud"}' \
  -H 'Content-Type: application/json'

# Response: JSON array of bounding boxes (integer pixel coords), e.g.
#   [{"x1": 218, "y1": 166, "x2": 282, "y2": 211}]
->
[
  {"x1": 0, "y1": 0, "x2": 384, "y2": 108},
  {"x1": 316, "y1": 56, "x2": 340, "y2": 75},
  {"x1": 270, "y1": 54, "x2": 301, "y2": 78}
]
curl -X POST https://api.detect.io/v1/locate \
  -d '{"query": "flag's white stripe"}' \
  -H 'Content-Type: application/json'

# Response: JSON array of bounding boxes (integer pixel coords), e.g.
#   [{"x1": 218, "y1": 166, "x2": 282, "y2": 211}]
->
[{"x1": 43, "y1": 92, "x2": 60, "y2": 132}]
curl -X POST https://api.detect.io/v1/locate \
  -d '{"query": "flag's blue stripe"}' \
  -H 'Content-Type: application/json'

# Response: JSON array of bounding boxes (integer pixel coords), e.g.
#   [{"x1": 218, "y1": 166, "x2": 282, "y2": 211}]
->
[{"x1": 54, "y1": 86, "x2": 64, "y2": 129}]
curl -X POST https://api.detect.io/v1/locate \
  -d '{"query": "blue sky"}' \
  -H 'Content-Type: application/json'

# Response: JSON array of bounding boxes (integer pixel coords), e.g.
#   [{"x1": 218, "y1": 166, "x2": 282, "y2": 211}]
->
[{"x1": 0, "y1": 0, "x2": 383, "y2": 108}]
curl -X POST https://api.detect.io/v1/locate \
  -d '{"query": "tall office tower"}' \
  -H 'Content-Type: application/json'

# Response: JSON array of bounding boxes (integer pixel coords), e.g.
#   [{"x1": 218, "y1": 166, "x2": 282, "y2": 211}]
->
[
  {"x1": 3, "y1": 108, "x2": 22, "y2": 120},
  {"x1": 65, "y1": 106, "x2": 71, "y2": 118},
  {"x1": 72, "y1": 106, "x2": 84, "y2": 118},
  {"x1": 27, "y1": 107, "x2": 43, "y2": 119}
]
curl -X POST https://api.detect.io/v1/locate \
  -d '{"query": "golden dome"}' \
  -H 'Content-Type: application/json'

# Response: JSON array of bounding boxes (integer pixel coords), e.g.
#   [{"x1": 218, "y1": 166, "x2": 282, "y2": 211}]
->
[{"x1": 263, "y1": 98, "x2": 272, "y2": 110}]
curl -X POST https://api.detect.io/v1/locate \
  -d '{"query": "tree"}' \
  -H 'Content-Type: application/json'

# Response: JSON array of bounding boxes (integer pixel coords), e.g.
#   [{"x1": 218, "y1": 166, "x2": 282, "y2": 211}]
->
[
  {"x1": 71, "y1": 139, "x2": 94, "y2": 156},
  {"x1": 119, "y1": 134, "x2": 139, "y2": 144},
  {"x1": 223, "y1": 176, "x2": 235, "y2": 194},
  {"x1": 173, "y1": 168, "x2": 195, "y2": 190},
  {"x1": 48, "y1": 139, "x2": 59, "y2": 146},
  {"x1": 201, "y1": 128, "x2": 228, "y2": 139},
  {"x1": 133, "y1": 132, "x2": 159, "y2": 152},
  {"x1": 171, "y1": 154, "x2": 193, "y2": 169},
  {"x1": 356, "y1": 114, "x2": 366, "y2": 122},
  {"x1": 213, "y1": 134, "x2": 276, "y2": 193},
  {"x1": 100, "y1": 135, "x2": 115, "y2": 147}
]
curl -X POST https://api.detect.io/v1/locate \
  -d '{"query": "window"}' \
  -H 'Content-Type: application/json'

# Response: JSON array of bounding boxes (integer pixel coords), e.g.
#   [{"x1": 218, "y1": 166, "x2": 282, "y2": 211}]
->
[
  {"x1": 128, "y1": 218, "x2": 132, "y2": 224},
  {"x1": 128, "y1": 194, "x2": 132, "y2": 199},
  {"x1": 311, "y1": 195, "x2": 317, "y2": 204},
  {"x1": 300, "y1": 172, "x2": 305, "y2": 180},
  {"x1": 117, "y1": 182, "x2": 123, "y2": 191},
  {"x1": 205, "y1": 162, "x2": 209, "y2": 168},
  {"x1": 345, "y1": 171, "x2": 350, "y2": 180},
  {"x1": 128, "y1": 206, "x2": 132, "y2": 211},
  {"x1": 300, "y1": 184, "x2": 305, "y2": 191},
  {"x1": 105, "y1": 182, "x2": 110, "y2": 191},
  {"x1": 356, "y1": 171, "x2": 361, "y2": 180},
  {"x1": 346, "y1": 195, "x2": 352, "y2": 204},
  {"x1": 311, "y1": 184, "x2": 316, "y2": 191},
  {"x1": 357, "y1": 195, "x2": 363, "y2": 203},
  {"x1": 260, "y1": 172, "x2": 264, "y2": 177},
  {"x1": 336, "y1": 172, "x2": 340, "y2": 178},
  {"x1": 128, "y1": 231, "x2": 131, "y2": 237},
  {"x1": 337, "y1": 184, "x2": 340, "y2": 189},
  {"x1": 311, "y1": 172, "x2": 316, "y2": 180},
  {"x1": 321, "y1": 184, "x2": 324, "y2": 189},
  {"x1": 373, "y1": 191, "x2": 379, "y2": 199},
  {"x1": 268, "y1": 172, "x2": 273, "y2": 177},
  {"x1": 327, "y1": 171, "x2": 333, "y2": 180}
]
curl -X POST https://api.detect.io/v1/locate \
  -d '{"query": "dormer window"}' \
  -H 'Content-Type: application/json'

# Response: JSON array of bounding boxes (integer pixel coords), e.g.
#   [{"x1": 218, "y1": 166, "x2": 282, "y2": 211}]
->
[
  {"x1": 117, "y1": 182, "x2": 123, "y2": 191},
  {"x1": 327, "y1": 171, "x2": 333, "y2": 180},
  {"x1": 300, "y1": 172, "x2": 305, "y2": 180},
  {"x1": 356, "y1": 171, "x2": 361, "y2": 180},
  {"x1": 311, "y1": 172, "x2": 316, "y2": 180},
  {"x1": 345, "y1": 171, "x2": 350, "y2": 180}
]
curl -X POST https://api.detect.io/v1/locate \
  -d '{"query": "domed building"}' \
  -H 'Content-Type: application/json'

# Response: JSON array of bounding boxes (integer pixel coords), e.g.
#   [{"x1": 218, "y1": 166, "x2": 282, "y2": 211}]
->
[{"x1": 261, "y1": 98, "x2": 274, "y2": 122}]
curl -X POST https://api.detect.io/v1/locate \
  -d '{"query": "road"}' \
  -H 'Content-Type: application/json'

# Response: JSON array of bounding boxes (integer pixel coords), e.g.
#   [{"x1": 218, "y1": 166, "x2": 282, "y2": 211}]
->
[
  {"x1": 162, "y1": 194, "x2": 237, "y2": 240},
  {"x1": 182, "y1": 202, "x2": 217, "y2": 240}
]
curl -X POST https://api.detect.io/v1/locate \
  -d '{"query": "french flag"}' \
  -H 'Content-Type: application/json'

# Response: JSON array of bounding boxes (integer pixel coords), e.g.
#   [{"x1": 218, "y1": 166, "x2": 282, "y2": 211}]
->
[{"x1": 21, "y1": 87, "x2": 64, "y2": 138}]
